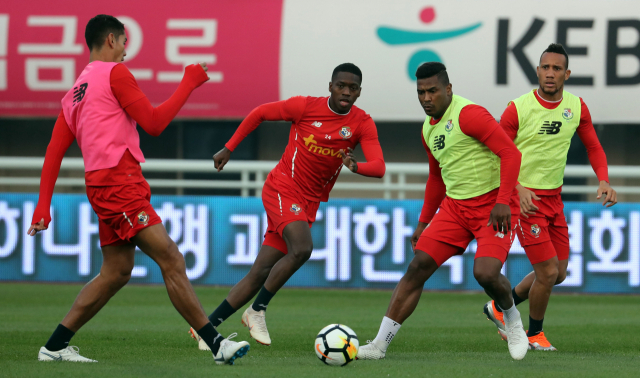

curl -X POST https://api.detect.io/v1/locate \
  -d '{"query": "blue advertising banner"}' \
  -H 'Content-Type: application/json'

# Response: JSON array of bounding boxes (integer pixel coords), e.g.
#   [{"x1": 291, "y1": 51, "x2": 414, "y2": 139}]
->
[{"x1": 0, "y1": 193, "x2": 638, "y2": 293}]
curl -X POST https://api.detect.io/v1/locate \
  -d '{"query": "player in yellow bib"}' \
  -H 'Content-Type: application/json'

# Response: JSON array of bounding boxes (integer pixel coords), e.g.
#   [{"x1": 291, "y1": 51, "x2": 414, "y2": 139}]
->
[
  {"x1": 482, "y1": 44, "x2": 618, "y2": 351},
  {"x1": 358, "y1": 62, "x2": 529, "y2": 361}
]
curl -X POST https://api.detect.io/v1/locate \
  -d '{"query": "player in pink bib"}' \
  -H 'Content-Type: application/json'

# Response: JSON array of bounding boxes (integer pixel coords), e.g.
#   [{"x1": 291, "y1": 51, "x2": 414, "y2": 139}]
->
[{"x1": 30, "y1": 15, "x2": 249, "y2": 365}]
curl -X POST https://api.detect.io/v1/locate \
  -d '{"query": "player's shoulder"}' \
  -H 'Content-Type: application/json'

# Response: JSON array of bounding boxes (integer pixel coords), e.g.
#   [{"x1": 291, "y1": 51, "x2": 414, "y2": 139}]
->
[
  {"x1": 347, "y1": 103, "x2": 372, "y2": 122},
  {"x1": 109, "y1": 63, "x2": 135, "y2": 81}
]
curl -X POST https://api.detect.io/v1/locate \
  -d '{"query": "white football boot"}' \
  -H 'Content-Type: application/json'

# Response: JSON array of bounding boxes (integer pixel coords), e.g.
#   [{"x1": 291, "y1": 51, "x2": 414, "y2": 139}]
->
[
  {"x1": 505, "y1": 318, "x2": 528, "y2": 360},
  {"x1": 241, "y1": 307, "x2": 271, "y2": 345},
  {"x1": 356, "y1": 341, "x2": 386, "y2": 360},
  {"x1": 214, "y1": 333, "x2": 250, "y2": 365},
  {"x1": 189, "y1": 327, "x2": 211, "y2": 351},
  {"x1": 38, "y1": 346, "x2": 97, "y2": 362}
]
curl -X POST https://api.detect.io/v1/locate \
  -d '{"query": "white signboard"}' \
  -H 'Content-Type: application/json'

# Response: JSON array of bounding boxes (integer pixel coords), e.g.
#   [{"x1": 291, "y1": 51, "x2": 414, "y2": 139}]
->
[{"x1": 281, "y1": 1, "x2": 640, "y2": 122}]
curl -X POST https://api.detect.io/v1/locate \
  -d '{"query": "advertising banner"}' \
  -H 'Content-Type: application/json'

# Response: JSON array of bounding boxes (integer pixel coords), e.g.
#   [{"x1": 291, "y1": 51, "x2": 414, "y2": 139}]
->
[
  {"x1": 0, "y1": 0, "x2": 282, "y2": 117},
  {"x1": 1, "y1": 193, "x2": 638, "y2": 294},
  {"x1": 1, "y1": 1, "x2": 638, "y2": 122},
  {"x1": 280, "y1": 0, "x2": 640, "y2": 123}
]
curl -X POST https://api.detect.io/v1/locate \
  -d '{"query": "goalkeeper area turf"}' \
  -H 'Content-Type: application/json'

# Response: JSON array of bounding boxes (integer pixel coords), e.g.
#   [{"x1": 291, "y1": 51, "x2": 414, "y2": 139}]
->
[{"x1": 1, "y1": 283, "x2": 639, "y2": 377}]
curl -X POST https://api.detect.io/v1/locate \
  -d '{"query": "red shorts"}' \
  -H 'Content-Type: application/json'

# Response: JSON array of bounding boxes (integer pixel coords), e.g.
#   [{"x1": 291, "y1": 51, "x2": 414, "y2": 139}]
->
[
  {"x1": 86, "y1": 180, "x2": 162, "y2": 247},
  {"x1": 515, "y1": 193, "x2": 570, "y2": 264},
  {"x1": 261, "y1": 170, "x2": 320, "y2": 254},
  {"x1": 416, "y1": 188, "x2": 520, "y2": 266}
]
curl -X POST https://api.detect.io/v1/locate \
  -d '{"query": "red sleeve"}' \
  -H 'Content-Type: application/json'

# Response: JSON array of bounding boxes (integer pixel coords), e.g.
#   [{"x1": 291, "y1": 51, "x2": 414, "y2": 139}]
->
[
  {"x1": 354, "y1": 117, "x2": 385, "y2": 178},
  {"x1": 225, "y1": 96, "x2": 307, "y2": 151},
  {"x1": 576, "y1": 98, "x2": 609, "y2": 182},
  {"x1": 110, "y1": 64, "x2": 146, "y2": 107},
  {"x1": 419, "y1": 134, "x2": 446, "y2": 224},
  {"x1": 111, "y1": 63, "x2": 209, "y2": 137},
  {"x1": 31, "y1": 111, "x2": 76, "y2": 227},
  {"x1": 459, "y1": 105, "x2": 521, "y2": 205},
  {"x1": 499, "y1": 101, "x2": 519, "y2": 141}
]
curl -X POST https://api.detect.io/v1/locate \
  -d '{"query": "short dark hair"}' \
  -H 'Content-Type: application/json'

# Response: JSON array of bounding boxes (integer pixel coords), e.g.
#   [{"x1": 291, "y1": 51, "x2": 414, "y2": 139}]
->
[
  {"x1": 332, "y1": 63, "x2": 362, "y2": 82},
  {"x1": 540, "y1": 43, "x2": 569, "y2": 69},
  {"x1": 415, "y1": 62, "x2": 449, "y2": 85},
  {"x1": 85, "y1": 14, "x2": 125, "y2": 51}
]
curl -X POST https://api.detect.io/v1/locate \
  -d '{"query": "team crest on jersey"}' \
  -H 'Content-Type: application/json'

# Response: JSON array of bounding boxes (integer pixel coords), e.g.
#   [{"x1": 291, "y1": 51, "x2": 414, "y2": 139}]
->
[
  {"x1": 531, "y1": 224, "x2": 541, "y2": 238},
  {"x1": 290, "y1": 203, "x2": 302, "y2": 215},
  {"x1": 444, "y1": 119, "x2": 454, "y2": 133},
  {"x1": 339, "y1": 126, "x2": 352, "y2": 139},
  {"x1": 137, "y1": 211, "x2": 149, "y2": 225},
  {"x1": 562, "y1": 108, "x2": 574, "y2": 120}
]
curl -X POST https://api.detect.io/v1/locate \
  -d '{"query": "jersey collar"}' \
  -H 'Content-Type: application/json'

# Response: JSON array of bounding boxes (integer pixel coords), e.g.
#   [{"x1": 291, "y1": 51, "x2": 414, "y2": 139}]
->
[{"x1": 326, "y1": 97, "x2": 351, "y2": 116}]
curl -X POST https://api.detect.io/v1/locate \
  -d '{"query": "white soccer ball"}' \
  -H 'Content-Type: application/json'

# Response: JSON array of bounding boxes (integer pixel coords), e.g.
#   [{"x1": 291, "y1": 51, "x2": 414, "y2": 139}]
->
[{"x1": 314, "y1": 324, "x2": 359, "y2": 366}]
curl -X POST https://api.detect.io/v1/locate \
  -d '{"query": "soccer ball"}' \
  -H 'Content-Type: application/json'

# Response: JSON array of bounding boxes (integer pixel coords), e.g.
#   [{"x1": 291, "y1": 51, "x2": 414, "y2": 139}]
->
[{"x1": 314, "y1": 324, "x2": 359, "y2": 366}]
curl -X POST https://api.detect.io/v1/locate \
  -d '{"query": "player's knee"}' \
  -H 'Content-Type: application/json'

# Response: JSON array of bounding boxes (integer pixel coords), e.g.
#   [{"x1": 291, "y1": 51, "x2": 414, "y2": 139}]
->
[
  {"x1": 404, "y1": 252, "x2": 436, "y2": 282},
  {"x1": 537, "y1": 260, "x2": 559, "y2": 287},
  {"x1": 105, "y1": 267, "x2": 132, "y2": 291},
  {"x1": 555, "y1": 269, "x2": 567, "y2": 285},
  {"x1": 290, "y1": 243, "x2": 313, "y2": 265},
  {"x1": 473, "y1": 268, "x2": 499, "y2": 288}
]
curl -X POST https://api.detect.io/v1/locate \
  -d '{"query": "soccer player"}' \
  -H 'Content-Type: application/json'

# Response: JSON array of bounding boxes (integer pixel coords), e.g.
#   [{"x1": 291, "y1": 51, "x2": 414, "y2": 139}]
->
[
  {"x1": 29, "y1": 15, "x2": 249, "y2": 364},
  {"x1": 482, "y1": 43, "x2": 617, "y2": 351},
  {"x1": 188, "y1": 63, "x2": 385, "y2": 349},
  {"x1": 357, "y1": 62, "x2": 529, "y2": 361}
]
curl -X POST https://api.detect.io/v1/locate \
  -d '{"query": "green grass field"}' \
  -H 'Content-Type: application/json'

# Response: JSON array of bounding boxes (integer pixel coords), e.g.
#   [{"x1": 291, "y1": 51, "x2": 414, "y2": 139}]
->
[{"x1": 1, "y1": 283, "x2": 639, "y2": 377}]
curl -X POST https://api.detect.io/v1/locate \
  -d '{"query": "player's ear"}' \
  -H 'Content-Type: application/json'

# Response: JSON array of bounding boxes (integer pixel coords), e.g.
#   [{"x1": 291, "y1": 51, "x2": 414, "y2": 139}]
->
[
  {"x1": 328, "y1": 81, "x2": 333, "y2": 92},
  {"x1": 565, "y1": 69, "x2": 571, "y2": 80},
  {"x1": 446, "y1": 83, "x2": 452, "y2": 96},
  {"x1": 107, "y1": 33, "x2": 115, "y2": 49}
]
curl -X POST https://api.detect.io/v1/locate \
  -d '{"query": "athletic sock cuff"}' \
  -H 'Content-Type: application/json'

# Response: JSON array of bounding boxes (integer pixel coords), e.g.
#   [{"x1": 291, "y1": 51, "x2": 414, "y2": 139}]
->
[
  {"x1": 197, "y1": 322, "x2": 223, "y2": 355},
  {"x1": 44, "y1": 324, "x2": 75, "y2": 352}
]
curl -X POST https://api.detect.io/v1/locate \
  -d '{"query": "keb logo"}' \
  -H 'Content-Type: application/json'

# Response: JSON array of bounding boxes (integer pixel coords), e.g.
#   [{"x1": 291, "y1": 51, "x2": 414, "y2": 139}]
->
[{"x1": 377, "y1": 6, "x2": 481, "y2": 80}]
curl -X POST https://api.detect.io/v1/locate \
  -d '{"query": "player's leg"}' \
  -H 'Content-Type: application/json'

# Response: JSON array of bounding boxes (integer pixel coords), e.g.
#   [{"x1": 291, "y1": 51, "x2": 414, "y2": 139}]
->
[
  {"x1": 526, "y1": 218, "x2": 570, "y2": 351},
  {"x1": 132, "y1": 223, "x2": 249, "y2": 363},
  {"x1": 205, "y1": 244, "x2": 284, "y2": 326},
  {"x1": 38, "y1": 242, "x2": 134, "y2": 362},
  {"x1": 262, "y1": 220, "x2": 313, "y2": 292},
  {"x1": 359, "y1": 207, "x2": 470, "y2": 360},
  {"x1": 196, "y1": 243, "x2": 285, "y2": 348},
  {"x1": 473, "y1": 193, "x2": 528, "y2": 360},
  {"x1": 473, "y1": 254, "x2": 528, "y2": 360},
  {"x1": 358, "y1": 240, "x2": 455, "y2": 360}
]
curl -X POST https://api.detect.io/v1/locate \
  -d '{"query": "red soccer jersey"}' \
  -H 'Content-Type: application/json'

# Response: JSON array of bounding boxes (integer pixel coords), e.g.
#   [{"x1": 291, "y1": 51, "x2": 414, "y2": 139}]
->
[{"x1": 225, "y1": 96, "x2": 384, "y2": 202}]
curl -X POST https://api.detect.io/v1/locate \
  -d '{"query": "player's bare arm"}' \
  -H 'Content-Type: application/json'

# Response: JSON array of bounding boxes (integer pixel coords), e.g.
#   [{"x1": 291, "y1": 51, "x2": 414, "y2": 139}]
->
[
  {"x1": 516, "y1": 183, "x2": 540, "y2": 219},
  {"x1": 410, "y1": 222, "x2": 428, "y2": 251},
  {"x1": 487, "y1": 204, "x2": 511, "y2": 233},
  {"x1": 213, "y1": 147, "x2": 232, "y2": 171},
  {"x1": 339, "y1": 147, "x2": 358, "y2": 172},
  {"x1": 597, "y1": 180, "x2": 617, "y2": 207}
]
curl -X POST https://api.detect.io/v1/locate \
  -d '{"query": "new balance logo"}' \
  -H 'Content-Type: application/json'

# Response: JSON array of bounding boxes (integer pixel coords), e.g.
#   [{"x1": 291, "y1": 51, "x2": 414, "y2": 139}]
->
[
  {"x1": 433, "y1": 135, "x2": 445, "y2": 151},
  {"x1": 494, "y1": 232, "x2": 505, "y2": 239},
  {"x1": 311, "y1": 121, "x2": 322, "y2": 127},
  {"x1": 538, "y1": 121, "x2": 562, "y2": 135},
  {"x1": 73, "y1": 83, "x2": 88, "y2": 105}
]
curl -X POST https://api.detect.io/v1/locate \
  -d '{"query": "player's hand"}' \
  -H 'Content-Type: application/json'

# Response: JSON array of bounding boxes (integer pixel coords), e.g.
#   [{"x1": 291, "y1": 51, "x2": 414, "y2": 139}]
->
[
  {"x1": 487, "y1": 203, "x2": 511, "y2": 233},
  {"x1": 411, "y1": 222, "x2": 429, "y2": 251},
  {"x1": 27, "y1": 218, "x2": 47, "y2": 236},
  {"x1": 597, "y1": 180, "x2": 617, "y2": 207},
  {"x1": 212, "y1": 147, "x2": 232, "y2": 172},
  {"x1": 184, "y1": 63, "x2": 210, "y2": 88},
  {"x1": 340, "y1": 147, "x2": 358, "y2": 173},
  {"x1": 517, "y1": 185, "x2": 540, "y2": 219}
]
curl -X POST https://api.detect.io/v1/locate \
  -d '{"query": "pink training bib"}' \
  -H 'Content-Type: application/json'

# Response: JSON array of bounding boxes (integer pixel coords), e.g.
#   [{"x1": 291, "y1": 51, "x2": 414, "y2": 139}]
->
[{"x1": 61, "y1": 61, "x2": 145, "y2": 172}]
